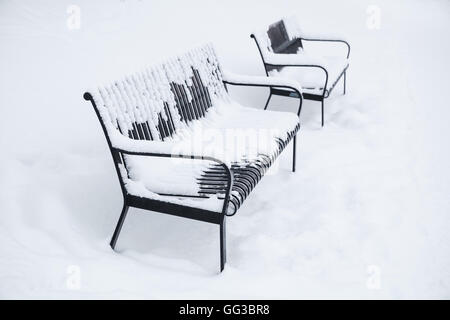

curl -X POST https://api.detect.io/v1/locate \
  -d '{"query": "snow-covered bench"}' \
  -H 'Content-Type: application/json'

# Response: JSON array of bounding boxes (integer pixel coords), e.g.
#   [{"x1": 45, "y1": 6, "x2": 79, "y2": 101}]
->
[
  {"x1": 83, "y1": 44, "x2": 302, "y2": 271},
  {"x1": 251, "y1": 17, "x2": 350, "y2": 126}
]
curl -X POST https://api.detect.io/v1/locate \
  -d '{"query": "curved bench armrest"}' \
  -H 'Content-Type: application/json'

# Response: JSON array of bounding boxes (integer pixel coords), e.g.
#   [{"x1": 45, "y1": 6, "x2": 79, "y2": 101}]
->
[
  {"x1": 262, "y1": 51, "x2": 329, "y2": 68},
  {"x1": 84, "y1": 91, "x2": 233, "y2": 215},
  {"x1": 109, "y1": 131, "x2": 233, "y2": 215},
  {"x1": 109, "y1": 130, "x2": 232, "y2": 169},
  {"x1": 259, "y1": 61, "x2": 329, "y2": 98},
  {"x1": 301, "y1": 37, "x2": 351, "y2": 58},
  {"x1": 222, "y1": 70, "x2": 302, "y2": 94},
  {"x1": 222, "y1": 70, "x2": 303, "y2": 116}
]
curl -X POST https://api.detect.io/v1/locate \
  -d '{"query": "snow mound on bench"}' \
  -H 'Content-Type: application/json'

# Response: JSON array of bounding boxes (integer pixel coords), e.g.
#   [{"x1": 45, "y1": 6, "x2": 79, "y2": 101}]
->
[{"x1": 124, "y1": 100, "x2": 300, "y2": 212}]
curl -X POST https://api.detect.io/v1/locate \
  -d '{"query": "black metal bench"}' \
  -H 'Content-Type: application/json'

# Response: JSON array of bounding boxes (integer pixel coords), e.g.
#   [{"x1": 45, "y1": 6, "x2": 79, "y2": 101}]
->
[
  {"x1": 251, "y1": 17, "x2": 350, "y2": 126},
  {"x1": 83, "y1": 44, "x2": 302, "y2": 272}
]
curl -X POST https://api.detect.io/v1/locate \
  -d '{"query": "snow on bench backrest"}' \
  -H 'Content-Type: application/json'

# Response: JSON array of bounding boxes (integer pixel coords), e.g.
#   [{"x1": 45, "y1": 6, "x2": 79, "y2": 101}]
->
[{"x1": 89, "y1": 43, "x2": 227, "y2": 142}]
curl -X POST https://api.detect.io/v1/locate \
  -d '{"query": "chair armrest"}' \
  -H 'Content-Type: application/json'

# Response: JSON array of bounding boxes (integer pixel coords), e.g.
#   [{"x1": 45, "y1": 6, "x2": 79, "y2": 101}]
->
[
  {"x1": 301, "y1": 37, "x2": 350, "y2": 58},
  {"x1": 258, "y1": 56, "x2": 330, "y2": 97},
  {"x1": 263, "y1": 51, "x2": 329, "y2": 68},
  {"x1": 222, "y1": 70, "x2": 303, "y2": 116},
  {"x1": 222, "y1": 70, "x2": 303, "y2": 95}
]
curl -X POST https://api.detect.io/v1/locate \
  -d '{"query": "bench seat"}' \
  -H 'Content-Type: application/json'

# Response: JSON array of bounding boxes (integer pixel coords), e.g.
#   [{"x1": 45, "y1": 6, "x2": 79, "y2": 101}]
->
[{"x1": 125, "y1": 100, "x2": 300, "y2": 215}]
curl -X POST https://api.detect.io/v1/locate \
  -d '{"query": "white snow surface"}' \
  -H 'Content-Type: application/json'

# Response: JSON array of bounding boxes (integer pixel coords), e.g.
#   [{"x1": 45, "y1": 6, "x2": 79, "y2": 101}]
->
[{"x1": 1, "y1": 0, "x2": 450, "y2": 299}]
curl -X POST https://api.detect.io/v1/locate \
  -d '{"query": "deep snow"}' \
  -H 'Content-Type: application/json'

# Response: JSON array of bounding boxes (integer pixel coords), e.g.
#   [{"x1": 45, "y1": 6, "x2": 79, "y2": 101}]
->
[{"x1": 0, "y1": 0, "x2": 449, "y2": 299}]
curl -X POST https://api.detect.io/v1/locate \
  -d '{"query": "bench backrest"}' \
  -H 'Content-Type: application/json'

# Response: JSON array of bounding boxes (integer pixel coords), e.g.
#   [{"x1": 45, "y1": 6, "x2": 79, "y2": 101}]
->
[
  {"x1": 267, "y1": 19, "x2": 302, "y2": 54},
  {"x1": 88, "y1": 43, "x2": 227, "y2": 142}
]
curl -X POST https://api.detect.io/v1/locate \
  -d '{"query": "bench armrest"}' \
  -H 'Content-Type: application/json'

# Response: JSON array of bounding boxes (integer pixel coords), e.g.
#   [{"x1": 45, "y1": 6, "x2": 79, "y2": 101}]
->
[
  {"x1": 301, "y1": 37, "x2": 351, "y2": 59},
  {"x1": 222, "y1": 70, "x2": 303, "y2": 94},
  {"x1": 222, "y1": 70, "x2": 303, "y2": 116},
  {"x1": 258, "y1": 57, "x2": 330, "y2": 97},
  {"x1": 109, "y1": 129, "x2": 232, "y2": 169},
  {"x1": 84, "y1": 91, "x2": 233, "y2": 214},
  {"x1": 262, "y1": 51, "x2": 329, "y2": 68},
  {"x1": 109, "y1": 131, "x2": 234, "y2": 215}
]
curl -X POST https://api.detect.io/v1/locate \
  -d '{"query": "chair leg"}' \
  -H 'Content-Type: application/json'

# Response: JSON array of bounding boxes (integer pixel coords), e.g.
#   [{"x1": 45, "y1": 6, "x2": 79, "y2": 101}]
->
[
  {"x1": 292, "y1": 135, "x2": 297, "y2": 172},
  {"x1": 264, "y1": 93, "x2": 272, "y2": 110},
  {"x1": 343, "y1": 71, "x2": 346, "y2": 95},
  {"x1": 110, "y1": 203, "x2": 129, "y2": 250},
  {"x1": 219, "y1": 215, "x2": 227, "y2": 272},
  {"x1": 321, "y1": 100, "x2": 324, "y2": 127}
]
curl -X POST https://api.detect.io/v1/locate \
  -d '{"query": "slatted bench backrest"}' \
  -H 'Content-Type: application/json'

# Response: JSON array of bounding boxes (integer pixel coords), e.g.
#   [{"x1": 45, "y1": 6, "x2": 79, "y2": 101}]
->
[
  {"x1": 267, "y1": 19, "x2": 302, "y2": 54},
  {"x1": 90, "y1": 44, "x2": 227, "y2": 142}
]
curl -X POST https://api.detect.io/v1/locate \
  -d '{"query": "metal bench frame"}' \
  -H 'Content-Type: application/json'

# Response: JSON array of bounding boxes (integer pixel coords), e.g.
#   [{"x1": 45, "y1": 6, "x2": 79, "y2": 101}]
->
[{"x1": 83, "y1": 64, "x2": 302, "y2": 271}]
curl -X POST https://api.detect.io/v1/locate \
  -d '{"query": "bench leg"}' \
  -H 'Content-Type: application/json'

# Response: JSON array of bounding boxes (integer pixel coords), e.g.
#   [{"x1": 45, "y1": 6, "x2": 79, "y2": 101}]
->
[
  {"x1": 219, "y1": 215, "x2": 227, "y2": 272},
  {"x1": 264, "y1": 93, "x2": 272, "y2": 110},
  {"x1": 343, "y1": 71, "x2": 346, "y2": 95},
  {"x1": 110, "y1": 203, "x2": 129, "y2": 250},
  {"x1": 292, "y1": 135, "x2": 297, "y2": 172},
  {"x1": 321, "y1": 100, "x2": 324, "y2": 127}
]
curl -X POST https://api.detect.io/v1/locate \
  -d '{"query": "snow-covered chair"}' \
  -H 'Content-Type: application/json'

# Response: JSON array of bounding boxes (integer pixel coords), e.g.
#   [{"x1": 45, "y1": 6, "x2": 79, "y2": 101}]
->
[
  {"x1": 83, "y1": 44, "x2": 302, "y2": 271},
  {"x1": 251, "y1": 17, "x2": 350, "y2": 126}
]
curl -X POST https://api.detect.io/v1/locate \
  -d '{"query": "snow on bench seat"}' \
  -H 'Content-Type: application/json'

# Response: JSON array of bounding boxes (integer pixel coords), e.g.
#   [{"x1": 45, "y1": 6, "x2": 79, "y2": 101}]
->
[{"x1": 124, "y1": 100, "x2": 299, "y2": 214}]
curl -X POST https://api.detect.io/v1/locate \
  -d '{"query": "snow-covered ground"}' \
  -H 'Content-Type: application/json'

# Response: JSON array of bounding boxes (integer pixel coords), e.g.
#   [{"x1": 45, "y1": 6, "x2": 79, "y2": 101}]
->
[{"x1": 1, "y1": 0, "x2": 449, "y2": 299}]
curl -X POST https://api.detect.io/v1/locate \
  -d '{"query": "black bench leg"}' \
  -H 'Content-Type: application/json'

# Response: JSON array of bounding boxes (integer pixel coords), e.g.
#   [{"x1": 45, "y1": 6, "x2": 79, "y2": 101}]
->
[
  {"x1": 321, "y1": 100, "x2": 324, "y2": 127},
  {"x1": 264, "y1": 93, "x2": 272, "y2": 110},
  {"x1": 292, "y1": 135, "x2": 297, "y2": 172},
  {"x1": 219, "y1": 215, "x2": 227, "y2": 272},
  {"x1": 343, "y1": 71, "x2": 346, "y2": 95},
  {"x1": 110, "y1": 203, "x2": 129, "y2": 250}
]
